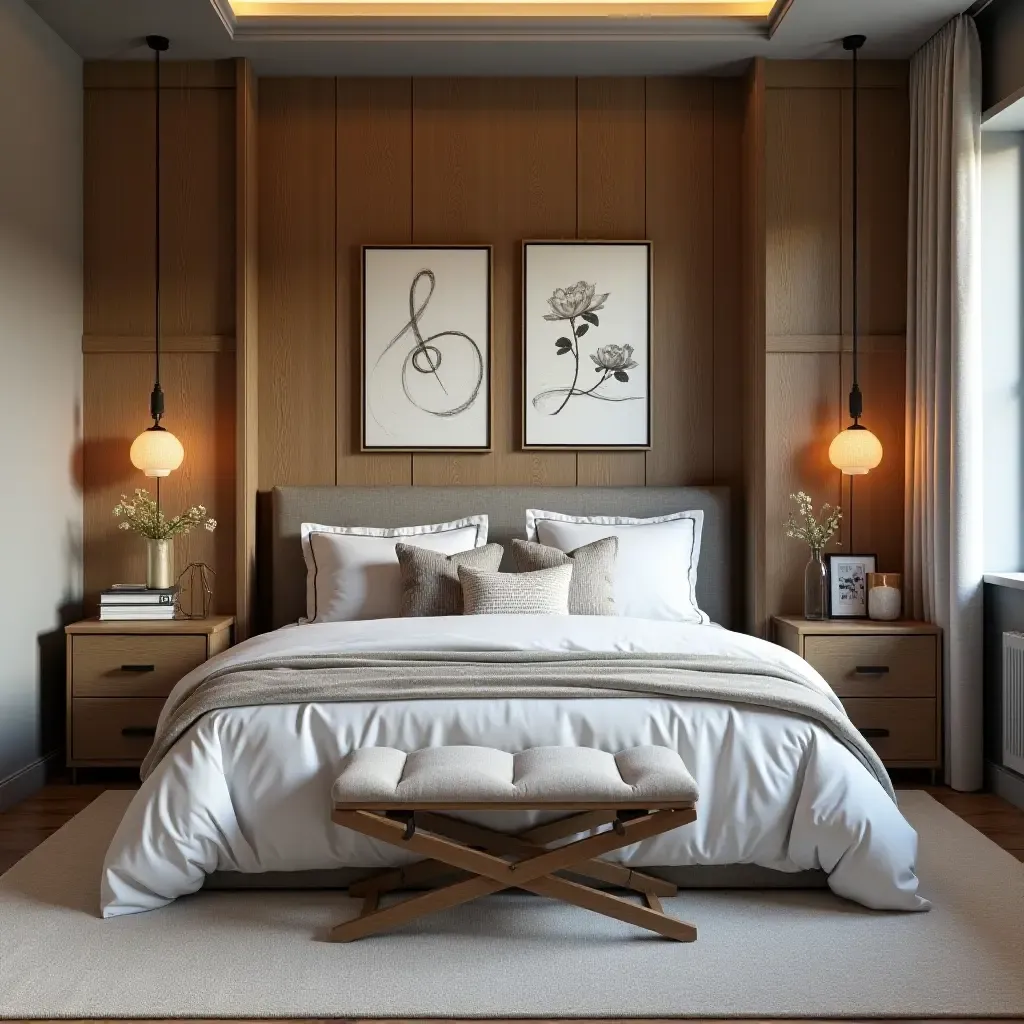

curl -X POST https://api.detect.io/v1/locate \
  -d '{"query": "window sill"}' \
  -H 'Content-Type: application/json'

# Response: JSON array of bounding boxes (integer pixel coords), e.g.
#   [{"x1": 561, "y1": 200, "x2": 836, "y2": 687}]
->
[{"x1": 983, "y1": 572, "x2": 1024, "y2": 591}]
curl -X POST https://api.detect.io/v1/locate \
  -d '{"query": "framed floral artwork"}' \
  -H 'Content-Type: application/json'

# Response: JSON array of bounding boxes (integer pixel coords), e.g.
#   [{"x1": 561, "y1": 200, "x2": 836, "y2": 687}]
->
[
  {"x1": 522, "y1": 241, "x2": 652, "y2": 450},
  {"x1": 827, "y1": 553, "x2": 877, "y2": 618},
  {"x1": 362, "y1": 245, "x2": 492, "y2": 452}
]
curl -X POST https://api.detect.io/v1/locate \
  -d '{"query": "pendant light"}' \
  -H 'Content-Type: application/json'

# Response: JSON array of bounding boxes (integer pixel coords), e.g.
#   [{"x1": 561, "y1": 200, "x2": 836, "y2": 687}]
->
[
  {"x1": 130, "y1": 34, "x2": 185, "y2": 479},
  {"x1": 829, "y1": 34, "x2": 883, "y2": 477}
]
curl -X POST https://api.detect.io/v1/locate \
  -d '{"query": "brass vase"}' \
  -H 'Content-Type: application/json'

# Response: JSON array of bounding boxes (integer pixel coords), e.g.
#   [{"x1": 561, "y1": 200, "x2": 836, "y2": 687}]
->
[{"x1": 146, "y1": 538, "x2": 174, "y2": 590}]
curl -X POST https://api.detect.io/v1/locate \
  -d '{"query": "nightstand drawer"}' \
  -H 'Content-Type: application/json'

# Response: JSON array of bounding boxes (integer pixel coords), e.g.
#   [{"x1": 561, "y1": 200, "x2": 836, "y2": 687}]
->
[
  {"x1": 71, "y1": 697, "x2": 165, "y2": 762},
  {"x1": 803, "y1": 635, "x2": 937, "y2": 698},
  {"x1": 72, "y1": 634, "x2": 207, "y2": 698},
  {"x1": 844, "y1": 697, "x2": 938, "y2": 765}
]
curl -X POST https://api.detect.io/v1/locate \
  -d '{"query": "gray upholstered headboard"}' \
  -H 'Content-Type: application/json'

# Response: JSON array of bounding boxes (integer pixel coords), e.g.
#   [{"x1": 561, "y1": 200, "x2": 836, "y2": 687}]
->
[{"x1": 269, "y1": 486, "x2": 731, "y2": 630}]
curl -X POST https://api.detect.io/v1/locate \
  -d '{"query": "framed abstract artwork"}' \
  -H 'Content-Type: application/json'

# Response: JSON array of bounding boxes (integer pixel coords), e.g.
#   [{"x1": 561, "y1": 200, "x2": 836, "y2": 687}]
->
[
  {"x1": 827, "y1": 553, "x2": 877, "y2": 618},
  {"x1": 362, "y1": 245, "x2": 492, "y2": 452},
  {"x1": 522, "y1": 240, "x2": 652, "y2": 450}
]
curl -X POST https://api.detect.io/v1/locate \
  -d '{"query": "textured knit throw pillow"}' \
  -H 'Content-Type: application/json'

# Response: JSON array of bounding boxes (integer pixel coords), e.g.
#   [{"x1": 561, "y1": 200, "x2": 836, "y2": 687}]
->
[
  {"x1": 510, "y1": 537, "x2": 617, "y2": 615},
  {"x1": 396, "y1": 543, "x2": 504, "y2": 617},
  {"x1": 458, "y1": 564, "x2": 573, "y2": 616}
]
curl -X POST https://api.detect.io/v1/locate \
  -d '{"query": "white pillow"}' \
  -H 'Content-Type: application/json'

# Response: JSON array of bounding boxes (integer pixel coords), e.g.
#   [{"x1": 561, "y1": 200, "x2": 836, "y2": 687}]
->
[
  {"x1": 301, "y1": 517, "x2": 488, "y2": 623},
  {"x1": 524, "y1": 509, "x2": 707, "y2": 624}
]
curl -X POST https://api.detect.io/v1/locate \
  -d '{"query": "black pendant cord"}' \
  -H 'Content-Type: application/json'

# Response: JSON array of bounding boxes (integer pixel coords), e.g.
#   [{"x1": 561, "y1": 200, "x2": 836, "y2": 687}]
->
[{"x1": 845, "y1": 34, "x2": 865, "y2": 426}]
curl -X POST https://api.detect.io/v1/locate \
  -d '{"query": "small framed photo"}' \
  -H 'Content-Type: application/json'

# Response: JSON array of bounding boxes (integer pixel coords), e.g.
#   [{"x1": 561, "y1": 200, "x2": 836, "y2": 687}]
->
[
  {"x1": 522, "y1": 240, "x2": 652, "y2": 450},
  {"x1": 362, "y1": 245, "x2": 492, "y2": 452},
  {"x1": 827, "y1": 553, "x2": 877, "y2": 618}
]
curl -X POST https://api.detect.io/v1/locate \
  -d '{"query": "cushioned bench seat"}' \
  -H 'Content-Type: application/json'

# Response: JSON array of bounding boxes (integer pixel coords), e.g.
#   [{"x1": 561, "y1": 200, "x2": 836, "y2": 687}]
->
[
  {"x1": 329, "y1": 744, "x2": 700, "y2": 943},
  {"x1": 331, "y1": 744, "x2": 700, "y2": 809}
]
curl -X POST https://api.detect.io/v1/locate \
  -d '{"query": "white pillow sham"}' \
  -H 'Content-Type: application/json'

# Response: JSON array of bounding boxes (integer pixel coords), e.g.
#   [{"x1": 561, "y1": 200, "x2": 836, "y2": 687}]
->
[
  {"x1": 524, "y1": 509, "x2": 707, "y2": 624},
  {"x1": 300, "y1": 517, "x2": 488, "y2": 623}
]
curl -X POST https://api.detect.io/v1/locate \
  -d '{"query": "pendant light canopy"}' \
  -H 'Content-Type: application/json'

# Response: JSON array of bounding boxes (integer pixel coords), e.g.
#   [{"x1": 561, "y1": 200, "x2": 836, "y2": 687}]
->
[
  {"x1": 829, "y1": 34, "x2": 882, "y2": 477},
  {"x1": 131, "y1": 34, "x2": 184, "y2": 479}
]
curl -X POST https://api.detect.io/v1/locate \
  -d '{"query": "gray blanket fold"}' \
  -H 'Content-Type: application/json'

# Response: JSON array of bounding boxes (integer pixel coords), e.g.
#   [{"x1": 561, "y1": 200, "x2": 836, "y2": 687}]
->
[{"x1": 141, "y1": 650, "x2": 894, "y2": 799}]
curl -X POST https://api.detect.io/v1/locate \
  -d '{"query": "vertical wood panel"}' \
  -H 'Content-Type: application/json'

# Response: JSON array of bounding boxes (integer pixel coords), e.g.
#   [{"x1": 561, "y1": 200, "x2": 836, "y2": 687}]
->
[
  {"x1": 645, "y1": 78, "x2": 715, "y2": 485},
  {"x1": 764, "y1": 352, "x2": 842, "y2": 618},
  {"x1": 83, "y1": 354, "x2": 235, "y2": 614},
  {"x1": 765, "y1": 88, "x2": 842, "y2": 336},
  {"x1": 742, "y1": 60, "x2": 767, "y2": 635},
  {"x1": 842, "y1": 348, "x2": 905, "y2": 576},
  {"x1": 336, "y1": 78, "x2": 414, "y2": 486},
  {"x1": 161, "y1": 88, "x2": 236, "y2": 338},
  {"x1": 257, "y1": 78, "x2": 337, "y2": 488},
  {"x1": 235, "y1": 60, "x2": 258, "y2": 640},
  {"x1": 84, "y1": 89, "x2": 154, "y2": 336},
  {"x1": 713, "y1": 77, "x2": 746, "y2": 627},
  {"x1": 411, "y1": 79, "x2": 577, "y2": 486},
  {"x1": 842, "y1": 87, "x2": 910, "y2": 337},
  {"x1": 576, "y1": 78, "x2": 647, "y2": 487}
]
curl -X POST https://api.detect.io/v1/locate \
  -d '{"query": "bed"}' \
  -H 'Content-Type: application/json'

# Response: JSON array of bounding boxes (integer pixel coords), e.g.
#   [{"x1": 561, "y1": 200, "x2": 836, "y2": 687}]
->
[{"x1": 100, "y1": 486, "x2": 927, "y2": 917}]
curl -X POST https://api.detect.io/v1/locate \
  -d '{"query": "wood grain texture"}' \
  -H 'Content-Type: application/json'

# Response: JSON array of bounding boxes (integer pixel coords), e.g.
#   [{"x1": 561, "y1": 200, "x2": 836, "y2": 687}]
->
[
  {"x1": 764, "y1": 352, "x2": 842, "y2": 618},
  {"x1": 82, "y1": 335, "x2": 234, "y2": 354},
  {"x1": 84, "y1": 87, "x2": 154, "y2": 337},
  {"x1": 70, "y1": 698, "x2": 166, "y2": 764},
  {"x1": 84, "y1": 61, "x2": 236, "y2": 90},
  {"x1": 82, "y1": 353, "x2": 236, "y2": 615},
  {"x1": 842, "y1": 86, "x2": 910, "y2": 337},
  {"x1": 713, "y1": 77, "x2": 745, "y2": 627},
  {"x1": 576, "y1": 78, "x2": 647, "y2": 487},
  {"x1": 843, "y1": 697, "x2": 939, "y2": 767},
  {"x1": 235, "y1": 59, "x2": 258, "y2": 640},
  {"x1": 802, "y1": 634, "x2": 938, "y2": 699},
  {"x1": 70, "y1": 635, "x2": 208, "y2": 698},
  {"x1": 764, "y1": 60, "x2": 909, "y2": 90},
  {"x1": 765, "y1": 88, "x2": 842, "y2": 337},
  {"x1": 336, "y1": 78, "x2": 414, "y2": 486},
  {"x1": 742, "y1": 59, "x2": 767, "y2": 635},
  {"x1": 161, "y1": 87, "x2": 236, "y2": 338},
  {"x1": 410, "y1": 79, "x2": 578, "y2": 486},
  {"x1": 256, "y1": 78, "x2": 337, "y2": 488},
  {"x1": 645, "y1": 77, "x2": 715, "y2": 485}
]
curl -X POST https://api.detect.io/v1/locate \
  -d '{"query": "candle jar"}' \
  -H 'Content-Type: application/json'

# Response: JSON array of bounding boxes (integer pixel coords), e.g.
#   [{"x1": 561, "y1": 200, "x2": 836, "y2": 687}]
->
[{"x1": 867, "y1": 572, "x2": 902, "y2": 621}]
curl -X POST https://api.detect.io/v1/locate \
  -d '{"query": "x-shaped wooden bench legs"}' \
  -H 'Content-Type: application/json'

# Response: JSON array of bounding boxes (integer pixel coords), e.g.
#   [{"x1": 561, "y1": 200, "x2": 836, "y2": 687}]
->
[{"x1": 330, "y1": 807, "x2": 698, "y2": 942}]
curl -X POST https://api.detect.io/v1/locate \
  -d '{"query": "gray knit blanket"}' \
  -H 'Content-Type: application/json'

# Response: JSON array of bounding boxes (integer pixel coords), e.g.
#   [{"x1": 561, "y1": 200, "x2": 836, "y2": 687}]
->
[{"x1": 141, "y1": 650, "x2": 893, "y2": 797}]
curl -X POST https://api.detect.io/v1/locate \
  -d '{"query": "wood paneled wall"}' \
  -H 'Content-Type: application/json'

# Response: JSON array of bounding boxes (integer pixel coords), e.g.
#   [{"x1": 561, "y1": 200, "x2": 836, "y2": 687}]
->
[
  {"x1": 757, "y1": 61, "x2": 909, "y2": 632},
  {"x1": 82, "y1": 62, "x2": 238, "y2": 615},
  {"x1": 80, "y1": 60, "x2": 909, "y2": 634},
  {"x1": 257, "y1": 78, "x2": 745, "y2": 513}
]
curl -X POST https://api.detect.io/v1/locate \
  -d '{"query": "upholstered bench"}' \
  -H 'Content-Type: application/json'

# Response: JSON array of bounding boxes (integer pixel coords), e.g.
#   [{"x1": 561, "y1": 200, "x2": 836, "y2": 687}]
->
[{"x1": 329, "y1": 745, "x2": 699, "y2": 942}]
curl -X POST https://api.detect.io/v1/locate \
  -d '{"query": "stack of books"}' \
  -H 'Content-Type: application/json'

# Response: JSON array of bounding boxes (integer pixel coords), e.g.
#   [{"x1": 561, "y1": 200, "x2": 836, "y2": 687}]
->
[{"x1": 99, "y1": 584, "x2": 179, "y2": 621}]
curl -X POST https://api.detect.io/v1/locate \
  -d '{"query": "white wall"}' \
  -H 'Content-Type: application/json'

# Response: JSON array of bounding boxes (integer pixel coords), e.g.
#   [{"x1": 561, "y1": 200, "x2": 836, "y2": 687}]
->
[
  {"x1": 0, "y1": 0, "x2": 82, "y2": 807},
  {"x1": 982, "y1": 132, "x2": 1024, "y2": 571}
]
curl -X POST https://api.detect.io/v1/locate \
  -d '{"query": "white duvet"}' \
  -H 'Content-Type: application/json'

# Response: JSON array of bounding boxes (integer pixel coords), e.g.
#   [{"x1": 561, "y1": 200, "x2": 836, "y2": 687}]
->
[{"x1": 101, "y1": 616, "x2": 928, "y2": 916}]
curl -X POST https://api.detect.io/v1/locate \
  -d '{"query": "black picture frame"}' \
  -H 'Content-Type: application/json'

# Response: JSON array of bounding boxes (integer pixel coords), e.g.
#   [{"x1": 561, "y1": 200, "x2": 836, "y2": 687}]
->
[
  {"x1": 827, "y1": 553, "x2": 878, "y2": 618},
  {"x1": 521, "y1": 240, "x2": 653, "y2": 451}
]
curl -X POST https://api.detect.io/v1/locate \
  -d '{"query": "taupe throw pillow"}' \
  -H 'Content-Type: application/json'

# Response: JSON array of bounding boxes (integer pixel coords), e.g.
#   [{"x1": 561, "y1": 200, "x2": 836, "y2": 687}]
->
[
  {"x1": 396, "y1": 543, "x2": 504, "y2": 616},
  {"x1": 458, "y1": 564, "x2": 573, "y2": 616},
  {"x1": 511, "y1": 536, "x2": 617, "y2": 615}
]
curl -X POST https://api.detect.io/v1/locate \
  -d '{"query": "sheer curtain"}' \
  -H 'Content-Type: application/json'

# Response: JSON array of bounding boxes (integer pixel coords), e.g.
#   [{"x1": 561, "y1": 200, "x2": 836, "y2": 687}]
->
[{"x1": 905, "y1": 14, "x2": 984, "y2": 790}]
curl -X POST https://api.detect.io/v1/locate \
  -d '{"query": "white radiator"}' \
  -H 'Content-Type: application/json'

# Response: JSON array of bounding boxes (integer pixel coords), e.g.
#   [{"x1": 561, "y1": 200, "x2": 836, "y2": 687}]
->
[{"x1": 1002, "y1": 632, "x2": 1024, "y2": 775}]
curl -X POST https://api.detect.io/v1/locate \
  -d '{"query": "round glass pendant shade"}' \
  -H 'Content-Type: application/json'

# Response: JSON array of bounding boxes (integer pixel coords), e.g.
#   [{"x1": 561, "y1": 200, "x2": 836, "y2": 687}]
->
[
  {"x1": 829, "y1": 424, "x2": 882, "y2": 476},
  {"x1": 130, "y1": 426, "x2": 184, "y2": 478}
]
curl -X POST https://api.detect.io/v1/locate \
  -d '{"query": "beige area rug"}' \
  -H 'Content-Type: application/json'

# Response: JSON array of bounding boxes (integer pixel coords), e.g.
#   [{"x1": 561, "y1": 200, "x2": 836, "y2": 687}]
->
[{"x1": 0, "y1": 790, "x2": 1022, "y2": 1019}]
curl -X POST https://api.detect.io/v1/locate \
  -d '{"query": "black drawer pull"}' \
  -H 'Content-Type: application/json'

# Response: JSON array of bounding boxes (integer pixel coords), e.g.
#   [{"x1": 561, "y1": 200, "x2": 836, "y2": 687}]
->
[
  {"x1": 120, "y1": 664, "x2": 155, "y2": 673},
  {"x1": 121, "y1": 726, "x2": 156, "y2": 738},
  {"x1": 860, "y1": 727, "x2": 890, "y2": 739},
  {"x1": 854, "y1": 666, "x2": 890, "y2": 677}
]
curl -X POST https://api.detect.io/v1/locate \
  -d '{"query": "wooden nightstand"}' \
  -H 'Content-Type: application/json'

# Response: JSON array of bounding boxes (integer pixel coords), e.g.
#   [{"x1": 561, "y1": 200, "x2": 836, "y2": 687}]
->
[
  {"x1": 772, "y1": 616, "x2": 942, "y2": 770},
  {"x1": 65, "y1": 616, "x2": 234, "y2": 773}
]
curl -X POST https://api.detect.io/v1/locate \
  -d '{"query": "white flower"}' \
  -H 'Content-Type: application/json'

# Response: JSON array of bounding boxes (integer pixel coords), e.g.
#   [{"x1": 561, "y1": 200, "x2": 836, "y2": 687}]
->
[
  {"x1": 544, "y1": 281, "x2": 609, "y2": 322},
  {"x1": 590, "y1": 344, "x2": 638, "y2": 373}
]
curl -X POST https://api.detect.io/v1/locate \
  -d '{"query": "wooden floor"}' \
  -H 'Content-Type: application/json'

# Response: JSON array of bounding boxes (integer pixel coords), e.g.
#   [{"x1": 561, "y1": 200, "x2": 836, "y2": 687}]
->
[{"x1": 1, "y1": 778, "x2": 1022, "y2": 1024}]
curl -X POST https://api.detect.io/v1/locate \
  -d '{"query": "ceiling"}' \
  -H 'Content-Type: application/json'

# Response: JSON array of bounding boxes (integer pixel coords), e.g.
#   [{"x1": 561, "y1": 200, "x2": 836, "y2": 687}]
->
[{"x1": 27, "y1": 0, "x2": 973, "y2": 75}]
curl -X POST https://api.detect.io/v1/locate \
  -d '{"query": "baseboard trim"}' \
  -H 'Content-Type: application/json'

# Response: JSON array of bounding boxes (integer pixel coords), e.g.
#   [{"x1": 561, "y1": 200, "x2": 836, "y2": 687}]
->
[
  {"x1": 986, "y1": 759, "x2": 1024, "y2": 812},
  {"x1": 0, "y1": 752, "x2": 59, "y2": 813}
]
